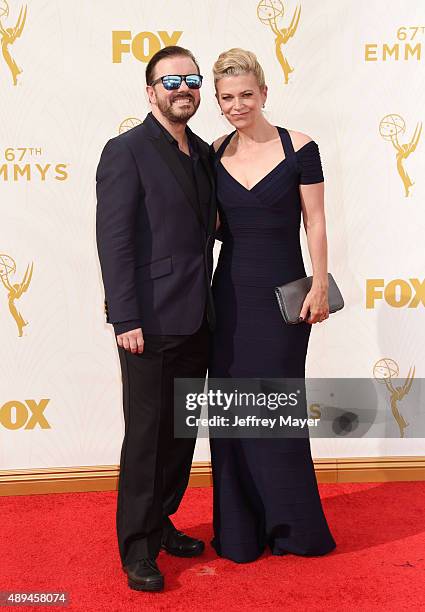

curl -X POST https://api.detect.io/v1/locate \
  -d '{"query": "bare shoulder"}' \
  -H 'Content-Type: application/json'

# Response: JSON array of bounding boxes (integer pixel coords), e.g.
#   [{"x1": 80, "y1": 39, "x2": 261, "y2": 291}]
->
[
  {"x1": 212, "y1": 134, "x2": 229, "y2": 152},
  {"x1": 287, "y1": 130, "x2": 314, "y2": 153}
]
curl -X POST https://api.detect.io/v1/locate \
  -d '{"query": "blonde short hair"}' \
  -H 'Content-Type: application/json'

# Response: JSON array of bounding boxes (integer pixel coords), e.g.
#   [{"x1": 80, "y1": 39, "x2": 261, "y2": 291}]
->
[{"x1": 213, "y1": 48, "x2": 266, "y2": 89}]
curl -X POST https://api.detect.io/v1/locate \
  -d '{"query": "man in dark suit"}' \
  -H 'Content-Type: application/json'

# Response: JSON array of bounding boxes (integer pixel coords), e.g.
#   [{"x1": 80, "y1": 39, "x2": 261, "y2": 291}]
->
[{"x1": 96, "y1": 46, "x2": 216, "y2": 592}]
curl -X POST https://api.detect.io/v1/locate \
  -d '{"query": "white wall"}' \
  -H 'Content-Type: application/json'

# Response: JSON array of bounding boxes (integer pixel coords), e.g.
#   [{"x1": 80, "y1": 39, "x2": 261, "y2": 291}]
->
[{"x1": 1, "y1": 0, "x2": 424, "y2": 469}]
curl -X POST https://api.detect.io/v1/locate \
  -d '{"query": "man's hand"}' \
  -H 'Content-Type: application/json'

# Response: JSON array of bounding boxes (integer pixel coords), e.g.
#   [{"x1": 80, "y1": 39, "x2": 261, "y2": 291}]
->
[{"x1": 117, "y1": 328, "x2": 144, "y2": 354}]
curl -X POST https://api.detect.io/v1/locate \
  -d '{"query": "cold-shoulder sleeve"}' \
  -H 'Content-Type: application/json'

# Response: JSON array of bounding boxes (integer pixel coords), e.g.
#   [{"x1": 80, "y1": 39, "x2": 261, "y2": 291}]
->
[{"x1": 296, "y1": 140, "x2": 324, "y2": 184}]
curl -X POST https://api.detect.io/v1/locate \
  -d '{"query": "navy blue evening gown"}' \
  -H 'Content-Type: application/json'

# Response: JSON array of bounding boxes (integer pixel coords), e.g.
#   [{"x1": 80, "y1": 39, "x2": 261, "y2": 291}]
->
[{"x1": 209, "y1": 127, "x2": 336, "y2": 563}]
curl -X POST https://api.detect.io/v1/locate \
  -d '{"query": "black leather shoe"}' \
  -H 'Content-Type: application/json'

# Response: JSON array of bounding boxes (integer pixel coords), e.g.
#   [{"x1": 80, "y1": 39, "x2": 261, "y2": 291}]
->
[
  {"x1": 161, "y1": 527, "x2": 205, "y2": 558},
  {"x1": 124, "y1": 559, "x2": 164, "y2": 592}
]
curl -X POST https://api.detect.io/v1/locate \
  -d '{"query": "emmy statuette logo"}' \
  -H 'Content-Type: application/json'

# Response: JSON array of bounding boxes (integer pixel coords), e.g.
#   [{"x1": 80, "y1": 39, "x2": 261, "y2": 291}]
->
[
  {"x1": 0, "y1": 0, "x2": 27, "y2": 86},
  {"x1": 119, "y1": 118, "x2": 142, "y2": 135},
  {"x1": 373, "y1": 358, "x2": 415, "y2": 438},
  {"x1": 0, "y1": 253, "x2": 33, "y2": 337},
  {"x1": 257, "y1": 0, "x2": 301, "y2": 84},
  {"x1": 379, "y1": 115, "x2": 422, "y2": 197}
]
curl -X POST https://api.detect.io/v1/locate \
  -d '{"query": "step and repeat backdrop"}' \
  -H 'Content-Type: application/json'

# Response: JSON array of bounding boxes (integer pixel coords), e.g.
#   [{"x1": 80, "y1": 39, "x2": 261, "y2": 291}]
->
[{"x1": 1, "y1": 0, "x2": 424, "y2": 470}]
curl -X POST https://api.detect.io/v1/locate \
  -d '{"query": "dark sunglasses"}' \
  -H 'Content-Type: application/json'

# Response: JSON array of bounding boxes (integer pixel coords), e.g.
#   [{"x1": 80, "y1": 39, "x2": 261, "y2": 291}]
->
[{"x1": 150, "y1": 74, "x2": 203, "y2": 90}]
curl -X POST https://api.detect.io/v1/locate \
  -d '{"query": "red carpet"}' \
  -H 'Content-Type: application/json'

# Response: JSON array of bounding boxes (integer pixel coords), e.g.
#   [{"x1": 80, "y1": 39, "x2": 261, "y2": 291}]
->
[{"x1": 2, "y1": 482, "x2": 425, "y2": 611}]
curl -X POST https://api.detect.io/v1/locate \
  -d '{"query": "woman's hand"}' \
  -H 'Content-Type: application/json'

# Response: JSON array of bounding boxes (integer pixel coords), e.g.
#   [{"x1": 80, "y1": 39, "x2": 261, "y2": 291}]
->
[{"x1": 299, "y1": 285, "x2": 329, "y2": 324}]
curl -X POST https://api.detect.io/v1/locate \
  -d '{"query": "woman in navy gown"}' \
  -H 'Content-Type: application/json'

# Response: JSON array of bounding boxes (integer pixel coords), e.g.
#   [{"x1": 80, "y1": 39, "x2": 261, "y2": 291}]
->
[{"x1": 209, "y1": 49, "x2": 336, "y2": 563}]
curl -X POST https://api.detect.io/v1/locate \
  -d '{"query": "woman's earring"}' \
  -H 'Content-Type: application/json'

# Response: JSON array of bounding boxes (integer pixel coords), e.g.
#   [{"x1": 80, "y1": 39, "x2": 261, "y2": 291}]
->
[{"x1": 221, "y1": 111, "x2": 224, "y2": 115}]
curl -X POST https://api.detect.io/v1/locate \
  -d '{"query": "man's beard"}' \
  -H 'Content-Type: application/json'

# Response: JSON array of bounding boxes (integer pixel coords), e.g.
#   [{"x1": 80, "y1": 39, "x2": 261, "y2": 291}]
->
[{"x1": 156, "y1": 93, "x2": 200, "y2": 124}]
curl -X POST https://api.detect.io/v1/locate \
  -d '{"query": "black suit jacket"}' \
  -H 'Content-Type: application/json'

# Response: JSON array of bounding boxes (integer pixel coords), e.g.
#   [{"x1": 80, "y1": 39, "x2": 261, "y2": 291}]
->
[{"x1": 96, "y1": 112, "x2": 216, "y2": 335}]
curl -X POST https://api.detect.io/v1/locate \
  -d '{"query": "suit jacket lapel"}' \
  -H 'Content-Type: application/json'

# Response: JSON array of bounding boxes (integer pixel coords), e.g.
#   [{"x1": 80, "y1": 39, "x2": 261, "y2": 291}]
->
[{"x1": 190, "y1": 129, "x2": 217, "y2": 237}]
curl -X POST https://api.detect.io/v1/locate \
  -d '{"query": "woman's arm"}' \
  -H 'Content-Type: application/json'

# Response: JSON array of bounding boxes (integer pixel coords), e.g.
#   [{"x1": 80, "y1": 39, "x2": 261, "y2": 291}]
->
[{"x1": 299, "y1": 182, "x2": 329, "y2": 324}]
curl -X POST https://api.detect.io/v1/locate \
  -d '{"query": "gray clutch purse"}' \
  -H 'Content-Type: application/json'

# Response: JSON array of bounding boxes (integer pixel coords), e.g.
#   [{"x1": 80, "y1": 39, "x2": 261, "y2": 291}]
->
[{"x1": 275, "y1": 273, "x2": 344, "y2": 324}]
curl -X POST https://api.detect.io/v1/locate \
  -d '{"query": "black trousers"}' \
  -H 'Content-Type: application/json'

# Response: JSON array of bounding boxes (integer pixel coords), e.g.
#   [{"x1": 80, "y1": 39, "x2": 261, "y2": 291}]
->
[{"x1": 116, "y1": 317, "x2": 209, "y2": 565}]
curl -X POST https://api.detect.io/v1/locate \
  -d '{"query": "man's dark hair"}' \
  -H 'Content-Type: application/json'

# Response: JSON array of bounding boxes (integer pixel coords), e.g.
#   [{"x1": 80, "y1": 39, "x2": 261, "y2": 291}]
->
[{"x1": 145, "y1": 46, "x2": 200, "y2": 85}]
